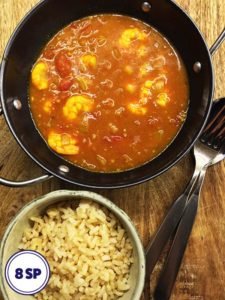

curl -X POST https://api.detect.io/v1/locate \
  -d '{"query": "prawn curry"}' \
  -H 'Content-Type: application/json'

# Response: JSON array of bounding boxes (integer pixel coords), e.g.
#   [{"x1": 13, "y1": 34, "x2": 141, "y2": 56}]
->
[{"x1": 30, "y1": 15, "x2": 189, "y2": 172}]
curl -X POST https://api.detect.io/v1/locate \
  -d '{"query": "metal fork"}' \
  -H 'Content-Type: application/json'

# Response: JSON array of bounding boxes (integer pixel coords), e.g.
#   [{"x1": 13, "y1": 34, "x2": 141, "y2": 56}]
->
[
  {"x1": 145, "y1": 28, "x2": 225, "y2": 281},
  {"x1": 153, "y1": 98, "x2": 225, "y2": 300}
]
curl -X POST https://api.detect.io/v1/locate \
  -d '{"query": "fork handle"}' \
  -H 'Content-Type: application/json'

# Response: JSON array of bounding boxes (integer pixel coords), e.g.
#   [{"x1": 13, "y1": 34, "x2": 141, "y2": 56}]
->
[
  {"x1": 145, "y1": 168, "x2": 199, "y2": 278},
  {"x1": 210, "y1": 27, "x2": 225, "y2": 55},
  {"x1": 154, "y1": 168, "x2": 206, "y2": 300}
]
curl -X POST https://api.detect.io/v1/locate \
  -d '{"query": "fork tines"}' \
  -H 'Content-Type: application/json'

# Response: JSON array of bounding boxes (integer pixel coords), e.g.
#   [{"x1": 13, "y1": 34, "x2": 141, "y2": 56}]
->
[{"x1": 200, "y1": 101, "x2": 225, "y2": 149}]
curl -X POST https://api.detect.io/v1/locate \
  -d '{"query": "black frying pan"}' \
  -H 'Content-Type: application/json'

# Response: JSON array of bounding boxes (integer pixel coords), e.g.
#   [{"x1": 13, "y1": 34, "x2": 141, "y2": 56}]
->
[{"x1": 0, "y1": 0, "x2": 224, "y2": 189}]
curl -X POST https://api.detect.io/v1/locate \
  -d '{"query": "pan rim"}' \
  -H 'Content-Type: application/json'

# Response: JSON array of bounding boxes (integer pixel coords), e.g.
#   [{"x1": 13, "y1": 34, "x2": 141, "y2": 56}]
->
[{"x1": 0, "y1": 0, "x2": 214, "y2": 189}]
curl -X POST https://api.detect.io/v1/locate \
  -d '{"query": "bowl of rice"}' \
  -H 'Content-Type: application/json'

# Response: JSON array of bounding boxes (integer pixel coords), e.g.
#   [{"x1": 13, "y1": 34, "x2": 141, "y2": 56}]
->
[{"x1": 0, "y1": 190, "x2": 145, "y2": 300}]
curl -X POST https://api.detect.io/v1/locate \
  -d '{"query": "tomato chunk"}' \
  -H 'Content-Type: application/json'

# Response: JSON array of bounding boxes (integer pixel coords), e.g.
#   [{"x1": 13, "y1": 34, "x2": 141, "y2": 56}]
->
[
  {"x1": 43, "y1": 49, "x2": 55, "y2": 60},
  {"x1": 55, "y1": 52, "x2": 72, "y2": 77},
  {"x1": 59, "y1": 78, "x2": 73, "y2": 91}
]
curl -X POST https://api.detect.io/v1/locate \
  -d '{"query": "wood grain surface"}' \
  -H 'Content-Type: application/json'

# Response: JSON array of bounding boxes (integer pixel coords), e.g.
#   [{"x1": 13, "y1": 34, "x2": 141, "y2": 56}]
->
[{"x1": 0, "y1": 0, "x2": 225, "y2": 299}]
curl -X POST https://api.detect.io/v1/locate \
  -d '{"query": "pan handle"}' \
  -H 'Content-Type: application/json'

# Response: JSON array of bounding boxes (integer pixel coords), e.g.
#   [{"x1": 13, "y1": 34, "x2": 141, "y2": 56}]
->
[
  {"x1": 210, "y1": 27, "x2": 225, "y2": 56},
  {"x1": 0, "y1": 109, "x2": 53, "y2": 187},
  {"x1": 0, "y1": 174, "x2": 53, "y2": 188}
]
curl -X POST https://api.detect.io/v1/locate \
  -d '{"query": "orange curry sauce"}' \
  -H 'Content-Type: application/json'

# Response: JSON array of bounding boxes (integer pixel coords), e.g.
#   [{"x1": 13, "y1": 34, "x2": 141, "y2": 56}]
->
[{"x1": 30, "y1": 15, "x2": 189, "y2": 172}]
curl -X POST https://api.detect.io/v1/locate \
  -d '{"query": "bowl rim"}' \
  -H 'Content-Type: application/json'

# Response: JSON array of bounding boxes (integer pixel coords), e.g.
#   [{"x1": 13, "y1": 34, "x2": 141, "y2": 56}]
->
[{"x1": 0, "y1": 190, "x2": 146, "y2": 300}]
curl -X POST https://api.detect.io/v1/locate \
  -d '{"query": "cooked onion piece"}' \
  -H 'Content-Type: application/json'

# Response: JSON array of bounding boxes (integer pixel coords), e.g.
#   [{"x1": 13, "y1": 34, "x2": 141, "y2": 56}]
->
[
  {"x1": 156, "y1": 93, "x2": 170, "y2": 107},
  {"x1": 124, "y1": 65, "x2": 134, "y2": 75},
  {"x1": 125, "y1": 83, "x2": 137, "y2": 94},
  {"x1": 43, "y1": 101, "x2": 52, "y2": 113},
  {"x1": 128, "y1": 103, "x2": 147, "y2": 115}
]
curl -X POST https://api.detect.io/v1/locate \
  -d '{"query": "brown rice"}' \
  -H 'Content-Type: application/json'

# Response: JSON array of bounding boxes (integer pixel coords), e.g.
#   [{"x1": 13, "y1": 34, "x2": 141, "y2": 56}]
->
[{"x1": 19, "y1": 200, "x2": 134, "y2": 300}]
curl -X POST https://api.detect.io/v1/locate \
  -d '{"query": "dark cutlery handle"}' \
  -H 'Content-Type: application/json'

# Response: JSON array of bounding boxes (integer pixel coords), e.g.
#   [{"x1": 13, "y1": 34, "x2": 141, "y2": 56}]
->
[
  {"x1": 145, "y1": 170, "x2": 198, "y2": 278},
  {"x1": 145, "y1": 193, "x2": 188, "y2": 277},
  {"x1": 154, "y1": 170, "x2": 206, "y2": 300}
]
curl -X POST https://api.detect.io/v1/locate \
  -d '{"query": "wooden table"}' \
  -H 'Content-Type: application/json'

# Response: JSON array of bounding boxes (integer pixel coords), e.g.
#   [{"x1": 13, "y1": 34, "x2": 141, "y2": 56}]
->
[{"x1": 0, "y1": 1, "x2": 224, "y2": 299}]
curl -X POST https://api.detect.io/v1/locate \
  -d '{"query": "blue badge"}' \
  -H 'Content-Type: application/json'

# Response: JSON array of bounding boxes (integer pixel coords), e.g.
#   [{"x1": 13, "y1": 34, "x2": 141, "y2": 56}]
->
[{"x1": 5, "y1": 250, "x2": 50, "y2": 295}]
